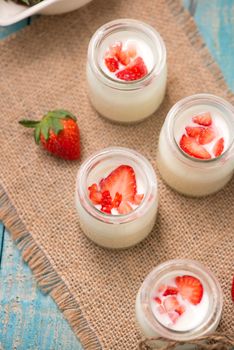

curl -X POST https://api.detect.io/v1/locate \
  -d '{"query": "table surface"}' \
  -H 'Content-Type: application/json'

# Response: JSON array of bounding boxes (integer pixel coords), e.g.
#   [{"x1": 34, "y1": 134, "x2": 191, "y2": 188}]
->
[{"x1": 0, "y1": 1, "x2": 234, "y2": 349}]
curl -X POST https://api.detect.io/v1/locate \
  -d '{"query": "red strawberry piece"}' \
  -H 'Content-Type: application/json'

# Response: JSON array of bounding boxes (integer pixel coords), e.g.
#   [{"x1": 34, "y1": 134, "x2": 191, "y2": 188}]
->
[
  {"x1": 163, "y1": 296, "x2": 181, "y2": 313},
  {"x1": 88, "y1": 184, "x2": 102, "y2": 205},
  {"x1": 176, "y1": 305, "x2": 186, "y2": 315},
  {"x1": 109, "y1": 41, "x2": 122, "y2": 57},
  {"x1": 158, "y1": 285, "x2": 166, "y2": 293},
  {"x1": 133, "y1": 193, "x2": 144, "y2": 205},
  {"x1": 163, "y1": 287, "x2": 178, "y2": 297},
  {"x1": 100, "y1": 165, "x2": 137, "y2": 204},
  {"x1": 118, "y1": 201, "x2": 133, "y2": 214},
  {"x1": 163, "y1": 296, "x2": 185, "y2": 322},
  {"x1": 213, "y1": 137, "x2": 224, "y2": 157},
  {"x1": 116, "y1": 57, "x2": 148, "y2": 81},
  {"x1": 175, "y1": 275, "x2": 203, "y2": 305},
  {"x1": 185, "y1": 126, "x2": 204, "y2": 139},
  {"x1": 168, "y1": 311, "x2": 180, "y2": 324},
  {"x1": 105, "y1": 57, "x2": 119, "y2": 72},
  {"x1": 126, "y1": 42, "x2": 137, "y2": 58},
  {"x1": 179, "y1": 134, "x2": 211, "y2": 160},
  {"x1": 116, "y1": 50, "x2": 130, "y2": 66},
  {"x1": 101, "y1": 190, "x2": 113, "y2": 214},
  {"x1": 231, "y1": 276, "x2": 234, "y2": 302},
  {"x1": 199, "y1": 127, "x2": 216, "y2": 145},
  {"x1": 112, "y1": 192, "x2": 122, "y2": 208},
  {"x1": 154, "y1": 297, "x2": 162, "y2": 304},
  {"x1": 192, "y1": 112, "x2": 212, "y2": 126},
  {"x1": 88, "y1": 183, "x2": 98, "y2": 192},
  {"x1": 19, "y1": 110, "x2": 80, "y2": 160}
]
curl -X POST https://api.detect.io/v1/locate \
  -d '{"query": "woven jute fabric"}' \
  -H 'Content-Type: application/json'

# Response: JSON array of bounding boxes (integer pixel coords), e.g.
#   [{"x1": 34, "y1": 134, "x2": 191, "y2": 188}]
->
[{"x1": 0, "y1": 0, "x2": 233, "y2": 349}]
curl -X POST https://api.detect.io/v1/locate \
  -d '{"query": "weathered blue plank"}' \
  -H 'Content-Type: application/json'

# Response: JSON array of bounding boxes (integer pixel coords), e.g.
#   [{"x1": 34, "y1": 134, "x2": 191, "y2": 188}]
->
[
  {"x1": 0, "y1": 19, "x2": 28, "y2": 39},
  {"x1": 0, "y1": 229, "x2": 82, "y2": 350},
  {"x1": 184, "y1": 0, "x2": 234, "y2": 91}
]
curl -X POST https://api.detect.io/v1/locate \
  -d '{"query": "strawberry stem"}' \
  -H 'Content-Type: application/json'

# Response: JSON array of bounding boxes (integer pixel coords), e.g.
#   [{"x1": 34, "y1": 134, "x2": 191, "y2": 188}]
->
[{"x1": 19, "y1": 120, "x2": 40, "y2": 128}]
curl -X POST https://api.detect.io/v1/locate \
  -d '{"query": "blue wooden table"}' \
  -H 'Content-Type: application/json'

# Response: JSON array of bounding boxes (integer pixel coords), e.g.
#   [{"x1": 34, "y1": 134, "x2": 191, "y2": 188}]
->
[{"x1": 0, "y1": 1, "x2": 234, "y2": 349}]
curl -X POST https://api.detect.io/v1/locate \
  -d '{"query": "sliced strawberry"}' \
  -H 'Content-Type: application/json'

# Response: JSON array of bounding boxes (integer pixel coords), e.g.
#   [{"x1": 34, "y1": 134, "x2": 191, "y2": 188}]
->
[
  {"x1": 176, "y1": 305, "x2": 185, "y2": 315},
  {"x1": 163, "y1": 287, "x2": 178, "y2": 297},
  {"x1": 133, "y1": 193, "x2": 144, "y2": 205},
  {"x1": 231, "y1": 276, "x2": 234, "y2": 302},
  {"x1": 213, "y1": 137, "x2": 224, "y2": 157},
  {"x1": 116, "y1": 57, "x2": 148, "y2": 81},
  {"x1": 175, "y1": 275, "x2": 203, "y2": 305},
  {"x1": 88, "y1": 183, "x2": 98, "y2": 192},
  {"x1": 158, "y1": 285, "x2": 166, "y2": 293},
  {"x1": 126, "y1": 42, "x2": 137, "y2": 58},
  {"x1": 163, "y1": 296, "x2": 185, "y2": 321},
  {"x1": 105, "y1": 57, "x2": 119, "y2": 72},
  {"x1": 154, "y1": 297, "x2": 162, "y2": 304},
  {"x1": 88, "y1": 184, "x2": 102, "y2": 205},
  {"x1": 112, "y1": 192, "x2": 122, "y2": 208},
  {"x1": 116, "y1": 50, "x2": 130, "y2": 66},
  {"x1": 199, "y1": 127, "x2": 216, "y2": 145},
  {"x1": 179, "y1": 134, "x2": 211, "y2": 160},
  {"x1": 163, "y1": 296, "x2": 180, "y2": 313},
  {"x1": 118, "y1": 201, "x2": 133, "y2": 214},
  {"x1": 89, "y1": 190, "x2": 102, "y2": 205},
  {"x1": 109, "y1": 41, "x2": 122, "y2": 57},
  {"x1": 100, "y1": 165, "x2": 137, "y2": 203},
  {"x1": 168, "y1": 311, "x2": 180, "y2": 324},
  {"x1": 192, "y1": 112, "x2": 212, "y2": 126},
  {"x1": 185, "y1": 126, "x2": 204, "y2": 139}
]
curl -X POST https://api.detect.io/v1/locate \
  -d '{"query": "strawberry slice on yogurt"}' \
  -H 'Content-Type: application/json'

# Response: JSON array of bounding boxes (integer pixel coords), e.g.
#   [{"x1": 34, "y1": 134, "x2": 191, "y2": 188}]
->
[
  {"x1": 104, "y1": 40, "x2": 148, "y2": 81},
  {"x1": 179, "y1": 112, "x2": 225, "y2": 159},
  {"x1": 88, "y1": 165, "x2": 144, "y2": 215}
]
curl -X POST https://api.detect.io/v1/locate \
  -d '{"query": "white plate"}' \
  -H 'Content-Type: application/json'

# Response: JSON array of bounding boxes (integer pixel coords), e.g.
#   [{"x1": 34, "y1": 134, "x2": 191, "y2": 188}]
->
[{"x1": 0, "y1": 0, "x2": 92, "y2": 26}]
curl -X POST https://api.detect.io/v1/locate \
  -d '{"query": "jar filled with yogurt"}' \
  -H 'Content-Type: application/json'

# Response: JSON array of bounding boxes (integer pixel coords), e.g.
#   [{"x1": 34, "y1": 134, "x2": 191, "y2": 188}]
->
[
  {"x1": 75, "y1": 147, "x2": 158, "y2": 248},
  {"x1": 136, "y1": 259, "x2": 223, "y2": 343},
  {"x1": 157, "y1": 94, "x2": 234, "y2": 196},
  {"x1": 87, "y1": 19, "x2": 167, "y2": 123}
]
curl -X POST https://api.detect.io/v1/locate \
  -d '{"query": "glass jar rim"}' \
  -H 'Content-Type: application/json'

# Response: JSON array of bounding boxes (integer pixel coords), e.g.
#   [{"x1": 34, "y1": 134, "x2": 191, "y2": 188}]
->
[
  {"x1": 76, "y1": 147, "x2": 158, "y2": 224},
  {"x1": 139, "y1": 259, "x2": 223, "y2": 341},
  {"x1": 87, "y1": 18, "x2": 167, "y2": 91},
  {"x1": 166, "y1": 94, "x2": 234, "y2": 166}
]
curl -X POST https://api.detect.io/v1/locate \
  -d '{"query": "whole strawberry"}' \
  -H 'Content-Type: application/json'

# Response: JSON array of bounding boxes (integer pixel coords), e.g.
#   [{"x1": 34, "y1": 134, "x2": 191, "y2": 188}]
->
[{"x1": 19, "y1": 109, "x2": 80, "y2": 160}]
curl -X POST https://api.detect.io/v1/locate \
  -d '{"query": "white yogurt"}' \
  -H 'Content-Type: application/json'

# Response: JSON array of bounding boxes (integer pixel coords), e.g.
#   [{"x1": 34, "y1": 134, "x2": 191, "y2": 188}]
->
[
  {"x1": 157, "y1": 94, "x2": 234, "y2": 196},
  {"x1": 87, "y1": 19, "x2": 167, "y2": 123},
  {"x1": 75, "y1": 147, "x2": 158, "y2": 249}
]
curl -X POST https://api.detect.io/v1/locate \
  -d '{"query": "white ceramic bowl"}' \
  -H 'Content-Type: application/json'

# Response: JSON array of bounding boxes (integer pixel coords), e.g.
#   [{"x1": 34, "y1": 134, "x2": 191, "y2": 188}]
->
[{"x1": 0, "y1": 0, "x2": 92, "y2": 26}]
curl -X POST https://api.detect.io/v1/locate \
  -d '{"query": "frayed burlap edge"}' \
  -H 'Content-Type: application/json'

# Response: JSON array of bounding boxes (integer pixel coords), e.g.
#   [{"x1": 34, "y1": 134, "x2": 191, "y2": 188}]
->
[
  {"x1": 0, "y1": 182, "x2": 103, "y2": 350},
  {"x1": 0, "y1": 1, "x2": 233, "y2": 350}
]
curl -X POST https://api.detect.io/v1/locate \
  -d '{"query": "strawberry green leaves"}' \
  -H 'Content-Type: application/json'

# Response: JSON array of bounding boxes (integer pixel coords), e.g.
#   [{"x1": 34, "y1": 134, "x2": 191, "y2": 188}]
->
[{"x1": 19, "y1": 109, "x2": 76, "y2": 144}]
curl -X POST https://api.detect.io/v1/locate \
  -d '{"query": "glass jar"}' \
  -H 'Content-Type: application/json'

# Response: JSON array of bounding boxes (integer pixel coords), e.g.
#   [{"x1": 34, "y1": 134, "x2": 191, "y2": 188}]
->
[
  {"x1": 75, "y1": 147, "x2": 158, "y2": 249},
  {"x1": 157, "y1": 94, "x2": 234, "y2": 196},
  {"x1": 135, "y1": 259, "x2": 223, "y2": 342},
  {"x1": 87, "y1": 19, "x2": 167, "y2": 123}
]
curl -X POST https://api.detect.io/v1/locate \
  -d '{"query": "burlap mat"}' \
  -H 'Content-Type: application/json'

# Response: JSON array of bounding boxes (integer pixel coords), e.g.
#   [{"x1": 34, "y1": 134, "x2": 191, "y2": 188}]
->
[{"x1": 0, "y1": 0, "x2": 233, "y2": 349}]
